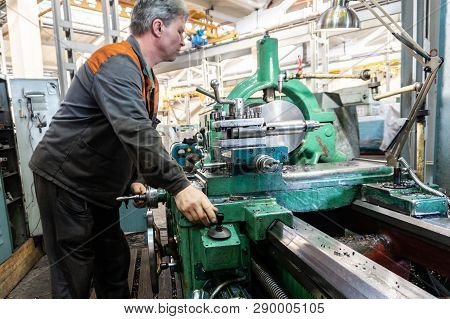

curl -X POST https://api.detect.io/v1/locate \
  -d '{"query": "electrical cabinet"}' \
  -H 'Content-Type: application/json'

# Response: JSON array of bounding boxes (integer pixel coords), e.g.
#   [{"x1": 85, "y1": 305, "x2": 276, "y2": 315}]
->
[
  {"x1": 9, "y1": 78, "x2": 61, "y2": 236},
  {"x1": 0, "y1": 76, "x2": 27, "y2": 264}
]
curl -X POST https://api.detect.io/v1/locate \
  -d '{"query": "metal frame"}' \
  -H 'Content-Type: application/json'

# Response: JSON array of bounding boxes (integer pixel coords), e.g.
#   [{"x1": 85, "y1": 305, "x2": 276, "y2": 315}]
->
[
  {"x1": 51, "y1": 0, "x2": 121, "y2": 97},
  {"x1": 101, "y1": 0, "x2": 121, "y2": 44},
  {"x1": 309, "y1": 21, "x2": 329, "y2": 92}
]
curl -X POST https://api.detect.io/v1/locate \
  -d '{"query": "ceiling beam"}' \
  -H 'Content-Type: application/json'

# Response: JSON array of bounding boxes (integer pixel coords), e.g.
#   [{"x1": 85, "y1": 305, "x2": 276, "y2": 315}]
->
[{"x1": 38, "y1": 0, "x2": 134, "y2": 19}]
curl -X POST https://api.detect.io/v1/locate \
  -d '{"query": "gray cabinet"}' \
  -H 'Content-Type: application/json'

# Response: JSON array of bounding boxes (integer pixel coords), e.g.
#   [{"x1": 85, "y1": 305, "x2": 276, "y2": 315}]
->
[{"x1": 9, "y1": 78, "x2": 61, "y2": 236}]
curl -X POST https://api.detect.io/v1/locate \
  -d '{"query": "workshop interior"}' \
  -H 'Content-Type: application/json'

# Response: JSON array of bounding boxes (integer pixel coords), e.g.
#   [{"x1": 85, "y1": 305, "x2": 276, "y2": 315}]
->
[{"x1": 0, "y1": 0, "x2": 449, "y2": 299}]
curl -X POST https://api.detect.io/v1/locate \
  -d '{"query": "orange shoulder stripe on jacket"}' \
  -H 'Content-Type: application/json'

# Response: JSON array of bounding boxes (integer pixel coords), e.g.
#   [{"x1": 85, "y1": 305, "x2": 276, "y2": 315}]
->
[
  {"x1": 87, "y1": 41, "x2": 140, "y2": 74},
  {"x1": 87, "y1": 41, "x2": 145, "y2": 98}
]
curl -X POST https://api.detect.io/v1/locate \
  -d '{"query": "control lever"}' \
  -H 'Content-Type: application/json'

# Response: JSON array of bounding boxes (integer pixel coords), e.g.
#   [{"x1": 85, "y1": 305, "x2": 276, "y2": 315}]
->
[
  {"x1": 207, "y1": 212, "x2": 231, "y2": 240},
  {"x1": 210, "y1": 79, "x2": 236, "y2": 106},
  {"x1": 196, "y1": 80, "x2": 237, "y2": 106},
  {"x1": 195, "y1": 86, "x2": 216, "y2": 100}
]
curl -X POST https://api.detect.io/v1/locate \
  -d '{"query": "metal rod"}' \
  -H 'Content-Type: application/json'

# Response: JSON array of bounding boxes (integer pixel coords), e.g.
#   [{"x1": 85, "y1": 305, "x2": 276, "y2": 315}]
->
[
  {"x1": 266, "y1": 120, "x2": 322, "y2": 135},
  {"x1": 52, "y1": 0, "x2": 68, "y2": 97},
  {"x1": 398, "y1": 157, "x2": 450, "y2": 208},
  {"x1": 373, "y1": 82, "x2": 421, "y2": 101},
  {"x1": 110, "y1": 0, "x2": 120, "y2": 43},
  {"x1": 202, "y1": 162, "x2": 228, "y2": 169},
  {"x1": 367, "y1": 0, "x2": 429, "y2": 59},
  {"x1": 196, "y1": 87, "x2": 216, "y2": 100},
  {"x1": 101, "y1": 0, "x2": 112, "y2": 44},
  {"x1": 296, "y1": 73, "x2": 366, "y2": 80},
  {"x1": 354, "y1": 157, "x2": 387, "y2": 164},
  {"x1": 386, "y1": 59, "x2": 442, "y2": 166},
  {"x1": 359, "y1": 0, "x2": 425, "y2": 64},
  {"x1": 358, "y1": 0, "x2": 396, "y2": 36},
  {"x1": 266, "y1": 120, "x2": 306, "y2": 135}
]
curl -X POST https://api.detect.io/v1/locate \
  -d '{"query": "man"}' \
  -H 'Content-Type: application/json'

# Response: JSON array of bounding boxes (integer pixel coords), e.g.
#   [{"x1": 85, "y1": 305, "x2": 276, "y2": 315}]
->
[{"x1": 30, "y1": 0, "x2": 216, "y2": 299}]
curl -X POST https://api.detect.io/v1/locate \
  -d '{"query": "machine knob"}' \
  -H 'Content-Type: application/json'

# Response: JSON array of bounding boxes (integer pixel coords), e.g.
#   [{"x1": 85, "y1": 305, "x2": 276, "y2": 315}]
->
[
  {"x1": 207, "y1": 212, "x2": 231, "y2": 240},
  {"x1": 210, "y1": 79, "x2": 219, "y2": 89},
  {"x1": 254, "y1": 155, "x2": 281, "y2": 173},
  {"x1": 216, "y1": 213, "x2": 225, "y2": 231}
]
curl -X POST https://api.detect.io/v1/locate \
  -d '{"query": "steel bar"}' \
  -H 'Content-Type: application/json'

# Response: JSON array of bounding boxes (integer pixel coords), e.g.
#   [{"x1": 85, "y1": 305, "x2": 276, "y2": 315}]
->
[
  {"x1": 267, "y1": 217, "x2": 434, "y2": 298},
  {"x1": 373, "y1": 82, "x2": 421, "y2": 101},
  {"x1": 296, "y1": 73, "x2": 366, "y2": 80}
]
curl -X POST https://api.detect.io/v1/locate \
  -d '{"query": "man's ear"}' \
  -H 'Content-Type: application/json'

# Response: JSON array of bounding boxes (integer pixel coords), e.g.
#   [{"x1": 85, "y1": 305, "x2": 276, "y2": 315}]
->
[{"x1": 152, "y1": 18, "x2": 164, "y2": 38}]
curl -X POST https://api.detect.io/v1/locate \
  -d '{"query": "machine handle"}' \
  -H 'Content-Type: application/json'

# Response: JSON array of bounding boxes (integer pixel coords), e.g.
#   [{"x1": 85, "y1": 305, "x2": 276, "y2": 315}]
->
[
  {"x1": 116, "y1": 194, "x2": 146, "y2": 202},
  {"x1": 196, "y1": 87, "x2": 216, "y2": 100},
  {"x1": 116, "y1": 187, "x2": 167, "y2": 208},
  {"x1": 23, "y1": 90, "x2": 46, "y2": 98},
  {"x1": 210, "y1": 79, "x2": 236, "y2": 106},
  {"x1": 216, "y1": 212, "x2": 224, "y2": 227}
]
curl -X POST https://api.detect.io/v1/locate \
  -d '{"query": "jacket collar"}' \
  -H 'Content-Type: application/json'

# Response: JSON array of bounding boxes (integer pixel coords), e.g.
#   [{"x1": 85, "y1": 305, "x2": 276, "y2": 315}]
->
[{"x1": 127, "y1": 35, "x2": 151, "y2": 77}]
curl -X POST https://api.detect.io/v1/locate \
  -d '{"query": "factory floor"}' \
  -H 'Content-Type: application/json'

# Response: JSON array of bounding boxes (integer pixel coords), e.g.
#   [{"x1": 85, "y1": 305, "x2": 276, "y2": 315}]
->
[{"x1": 6, "y1": 205, "x2": 182, "y2": 299}]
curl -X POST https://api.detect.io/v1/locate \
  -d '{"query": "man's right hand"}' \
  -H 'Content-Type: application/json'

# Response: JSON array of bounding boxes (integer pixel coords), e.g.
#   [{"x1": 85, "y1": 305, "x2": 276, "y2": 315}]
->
[
  {"x1": 174, "y1": 185, "x2": 217, "y2": 226},
  {"x1": 130, "y1": 182, "x2": 147, "y2": 208}
]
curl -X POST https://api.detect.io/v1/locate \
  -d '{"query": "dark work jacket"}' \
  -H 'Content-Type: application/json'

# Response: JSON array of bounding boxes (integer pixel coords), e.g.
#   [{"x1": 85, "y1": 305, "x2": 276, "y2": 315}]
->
[{"x1": 29, "y1": 36, "x2": 189, "y2": 209}]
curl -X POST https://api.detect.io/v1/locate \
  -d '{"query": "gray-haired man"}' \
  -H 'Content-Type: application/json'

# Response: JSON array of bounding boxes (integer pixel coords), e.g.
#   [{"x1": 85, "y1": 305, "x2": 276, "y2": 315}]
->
[{"x1": 30, "y1": 0, "x2": 216, "y2": 298}]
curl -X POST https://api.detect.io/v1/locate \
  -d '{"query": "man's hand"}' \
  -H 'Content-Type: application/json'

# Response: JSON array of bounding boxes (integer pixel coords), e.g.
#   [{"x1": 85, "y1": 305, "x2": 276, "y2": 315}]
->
[
  {"x1": 174, "y1": 185, "x2": 217, "y2": 226},
  {"x1": 130, "y1": 182, "x2": 146, "y2": 208}
]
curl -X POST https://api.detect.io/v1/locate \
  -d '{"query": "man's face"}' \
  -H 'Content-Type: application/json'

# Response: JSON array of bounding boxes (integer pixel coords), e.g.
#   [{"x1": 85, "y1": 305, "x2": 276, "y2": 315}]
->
[{"x1": 160, "y1": 15, "x2": 186, "y2": 62}]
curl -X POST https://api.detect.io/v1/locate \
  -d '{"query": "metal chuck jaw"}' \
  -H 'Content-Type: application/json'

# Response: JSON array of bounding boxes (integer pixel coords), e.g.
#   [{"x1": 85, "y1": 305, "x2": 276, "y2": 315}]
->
[{"x1": 208, "y1": 213, "x2": 231, "y2": 240}]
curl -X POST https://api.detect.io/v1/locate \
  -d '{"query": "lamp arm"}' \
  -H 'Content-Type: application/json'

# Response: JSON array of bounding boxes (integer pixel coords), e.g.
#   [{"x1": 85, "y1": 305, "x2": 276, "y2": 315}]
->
[
  {"x1": 385, "y1": 56, "x2": 443, "y2": 167},
  {"x1": 358, "y1": 0, "x2": 431, "y2": 62},
  {"x1": 355, "y1": 0, "x2": 443, "y2": 167}
]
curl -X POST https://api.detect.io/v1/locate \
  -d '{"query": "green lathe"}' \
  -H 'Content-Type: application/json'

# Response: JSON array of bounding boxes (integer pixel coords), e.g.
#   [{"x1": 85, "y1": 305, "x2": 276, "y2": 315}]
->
[{"x1": 119, "y1": 34, "x2": 450, "y2": 299}]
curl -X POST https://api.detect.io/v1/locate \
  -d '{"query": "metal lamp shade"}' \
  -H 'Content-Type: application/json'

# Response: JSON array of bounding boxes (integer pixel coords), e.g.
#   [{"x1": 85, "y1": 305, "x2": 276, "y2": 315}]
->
[{"x1": 317, "y1": 0, "x2": 361, "y2": 31}]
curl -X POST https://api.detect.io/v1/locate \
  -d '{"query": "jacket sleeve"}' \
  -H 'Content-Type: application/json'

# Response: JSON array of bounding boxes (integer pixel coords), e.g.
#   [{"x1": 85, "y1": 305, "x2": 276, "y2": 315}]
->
[{"x1": 91, "y1": 54, "x2": 190, "y2": 195}]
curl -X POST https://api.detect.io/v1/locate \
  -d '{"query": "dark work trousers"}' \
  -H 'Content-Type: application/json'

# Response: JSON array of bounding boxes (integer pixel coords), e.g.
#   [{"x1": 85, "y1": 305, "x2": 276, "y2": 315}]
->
[{"x1": 33, "y1": 173, "x2": 130, "y2": 299}]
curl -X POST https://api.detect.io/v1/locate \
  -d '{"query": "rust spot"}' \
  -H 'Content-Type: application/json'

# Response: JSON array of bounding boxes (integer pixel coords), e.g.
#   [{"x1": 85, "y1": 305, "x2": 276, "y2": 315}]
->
[{"x1": 315, "y1": 136, "x2": 330, "y2": 157}]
